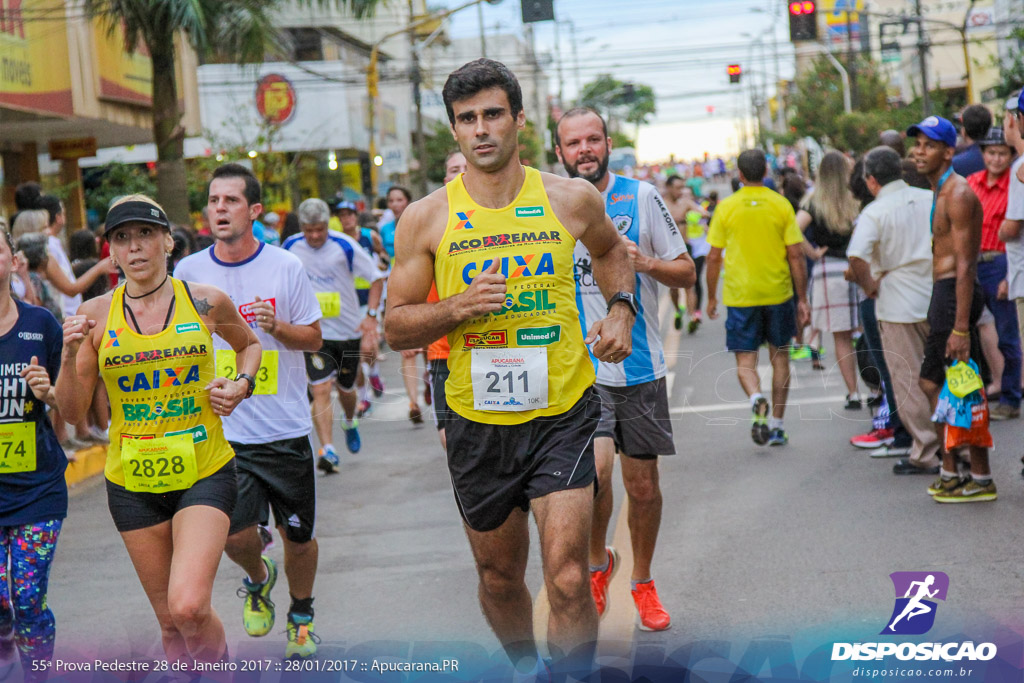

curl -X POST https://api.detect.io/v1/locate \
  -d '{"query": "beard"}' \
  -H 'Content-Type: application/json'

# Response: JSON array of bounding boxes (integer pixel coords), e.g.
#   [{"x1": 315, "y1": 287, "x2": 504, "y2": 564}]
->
[{"x1": 563, "y1": 152, "x2": 609, "y2": 184}]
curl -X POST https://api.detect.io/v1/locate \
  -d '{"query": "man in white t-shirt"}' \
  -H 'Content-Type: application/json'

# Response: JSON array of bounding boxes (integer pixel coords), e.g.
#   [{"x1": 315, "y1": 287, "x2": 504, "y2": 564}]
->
[
  {"x1": 846, "y1": 146, "x2": 940, "y2": 476},
  {"x1": 557, "y1": 108, "x2": 695, "y2": 632},
  {"x1": 283, "y1": 198, "x2": 384, "y2": 471},
  {"x1": 998, "y1": 93, "x2": 1024, "y2": 475},
  {"x1": 174, "y1": 163, "x2": 324, "y2": 659}
]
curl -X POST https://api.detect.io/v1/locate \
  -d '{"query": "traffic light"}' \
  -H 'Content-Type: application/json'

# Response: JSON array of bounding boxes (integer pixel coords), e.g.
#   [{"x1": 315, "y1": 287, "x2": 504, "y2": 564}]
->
[
  {"x1": 521, "y1": 0, "x2": 554, "y2": 23},
  {"x1": 788, "y1": 0, "x2": 818, "y2": 42},
  {"x1": 727, "y1": 64, "x2": 742, "y2": 84}
]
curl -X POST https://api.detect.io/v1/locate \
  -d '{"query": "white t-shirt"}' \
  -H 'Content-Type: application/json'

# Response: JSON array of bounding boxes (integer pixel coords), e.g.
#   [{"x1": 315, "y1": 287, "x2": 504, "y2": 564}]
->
[
  {"x1": 847, "y1": 180, "x2": 934, "y2": 323},
  {"x1": 1003, "y1": 156, "x2": 1024, "y2": 299},
  {"x1": 174, "y1": 243, "x2": 322, "y2": 444},
  {"x1": 47, "y1": 235, "x2": 81, "y2": 318},
  {"x1": 575, "y1": 174, "x2": 687, "y2": 387},
  {"x1": 282, "y1": 230, "x2": 384, "y2": 341}
]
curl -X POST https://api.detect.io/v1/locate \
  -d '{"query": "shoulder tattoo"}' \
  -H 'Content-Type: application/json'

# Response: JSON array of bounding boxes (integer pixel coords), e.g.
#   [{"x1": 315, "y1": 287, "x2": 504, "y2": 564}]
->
[{"x1": 192, "y1": 296, "x2": 213, "y2": 316}]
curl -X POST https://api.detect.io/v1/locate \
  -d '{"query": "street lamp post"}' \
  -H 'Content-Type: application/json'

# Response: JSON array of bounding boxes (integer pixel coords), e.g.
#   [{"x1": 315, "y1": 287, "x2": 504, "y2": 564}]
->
[{"x1": 366, "y1": 0, "x2": 501, "y2": 205}]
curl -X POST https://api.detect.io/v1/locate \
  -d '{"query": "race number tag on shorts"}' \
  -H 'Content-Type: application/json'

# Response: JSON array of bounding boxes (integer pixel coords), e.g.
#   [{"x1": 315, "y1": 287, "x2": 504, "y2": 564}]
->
[
  {"x1": 216, "y1": 349, "x2": 279, "y2": 395},
  {"x1": 946, "y1": 361, "x2": 983, "y2": 399},
  {"x1": 315, "y1": 292, "x2": 342, "y2": 318},
  {"x1": 471, "y1": 348, "x2": 548, "y2": 411},
  {"x1": 0, "y1": 423, "x2": 36, "y2": 474},
  {"x1": 120, "y1": 433, "x2": 198, "y2": 493}
]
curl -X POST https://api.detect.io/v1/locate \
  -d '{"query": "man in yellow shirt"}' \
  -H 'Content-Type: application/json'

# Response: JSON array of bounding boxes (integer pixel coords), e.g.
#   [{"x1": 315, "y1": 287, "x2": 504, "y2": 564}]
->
[{"x1": 706, "y1": 149, "x2": 810, "y2": 446}]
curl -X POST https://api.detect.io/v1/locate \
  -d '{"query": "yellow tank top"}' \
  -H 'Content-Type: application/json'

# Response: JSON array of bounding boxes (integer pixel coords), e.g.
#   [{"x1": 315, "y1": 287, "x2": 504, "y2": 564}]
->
[
  {"x1": 99, "y1": 278, "x2": 234, "y2": 487},
  {"x1": 435, "y1": 167, "x2": 595, "y2": 425}
]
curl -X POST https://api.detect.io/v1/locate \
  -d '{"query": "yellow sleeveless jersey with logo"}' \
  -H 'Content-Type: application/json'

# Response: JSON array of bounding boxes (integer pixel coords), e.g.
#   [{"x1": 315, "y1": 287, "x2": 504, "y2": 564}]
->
[
  {"x1": 99, "y1": 278, "x2": 234, "y2": 487},
  {"x1": 436, "y1": 166, "x2": 595, "y2": 425}
]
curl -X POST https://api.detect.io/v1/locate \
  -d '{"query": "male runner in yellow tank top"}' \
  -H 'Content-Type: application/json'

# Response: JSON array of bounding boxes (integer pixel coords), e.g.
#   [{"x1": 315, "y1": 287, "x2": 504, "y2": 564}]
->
[{"x1": 385, "y1": 59, "x2": 637, "y2": 679}]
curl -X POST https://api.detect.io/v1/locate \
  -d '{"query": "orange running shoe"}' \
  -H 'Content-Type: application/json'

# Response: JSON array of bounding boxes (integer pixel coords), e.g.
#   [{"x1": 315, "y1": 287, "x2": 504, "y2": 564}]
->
[
  {"x1": 632, "y1": 579, "x2": 671, "y2": 631},
  {"x1": 589, "y1": 547, "x2": 619, "y2": 617}
]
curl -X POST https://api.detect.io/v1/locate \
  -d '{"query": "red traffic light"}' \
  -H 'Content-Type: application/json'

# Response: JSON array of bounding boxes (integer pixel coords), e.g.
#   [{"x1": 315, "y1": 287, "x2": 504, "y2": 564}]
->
[
  {"x1": 727, "y1": 64, "x2": 742, "y2": 75},
  {"x1": 790, "y1": 0, "x2": 814, "y2": 14}
]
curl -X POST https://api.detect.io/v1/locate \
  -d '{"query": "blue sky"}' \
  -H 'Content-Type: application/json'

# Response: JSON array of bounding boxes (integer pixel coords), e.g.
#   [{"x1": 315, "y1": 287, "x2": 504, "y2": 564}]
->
[{"x1": 435, "y1": 0, "x2": 798, "y2": 159}]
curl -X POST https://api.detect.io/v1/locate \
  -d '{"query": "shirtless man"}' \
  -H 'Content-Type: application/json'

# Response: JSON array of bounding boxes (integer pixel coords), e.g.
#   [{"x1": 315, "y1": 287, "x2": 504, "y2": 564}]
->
[
  {"x1": 384, "y1": 59, "x2": 636, "y2": 677},
  {"x1": 907, "y1": 116, "x2": 993, "y2": 502},
  {"x1": 662, "y1": 176, "x2": 707, "y2": 330}
]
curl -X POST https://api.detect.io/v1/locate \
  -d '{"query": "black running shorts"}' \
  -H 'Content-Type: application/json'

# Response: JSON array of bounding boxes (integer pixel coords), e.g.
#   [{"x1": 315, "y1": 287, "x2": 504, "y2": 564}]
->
[
  {"x1": 106, "y1": 459, "x2": 237, "y2": 532},
  {"x1": 304, "y1": 338, "x2": 362, "y2": 391},
  {"x1": 228, "y1": 435, "x2": 317, "y2": 543},
  {"x1": 921, "y1": 278, "x2": 984, "y2": 387},
  {"x1": 445, "y1": 389, "x2": 599, "y2": 532},
  {"x1": 594, "y1": 379, "x2": 676, "y2": 458}
]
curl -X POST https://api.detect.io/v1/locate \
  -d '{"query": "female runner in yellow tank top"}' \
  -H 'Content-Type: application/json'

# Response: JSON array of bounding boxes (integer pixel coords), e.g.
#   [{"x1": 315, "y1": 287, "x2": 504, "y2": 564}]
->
[{"x1": 55, "y1": 195, "x2": 261, "y2": 666}]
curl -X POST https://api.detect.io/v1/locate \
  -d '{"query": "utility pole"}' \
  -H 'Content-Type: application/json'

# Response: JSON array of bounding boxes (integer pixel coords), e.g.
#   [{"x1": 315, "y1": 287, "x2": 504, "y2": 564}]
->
[
  {"x1": 553, "y1": 18, "x2": 564, "y2": 108},
  {"x1": 915, "y1": 0, "x2": 931, "y2": 116},
  {"x1": 771, "y1": 20, "x2": 784, "y2": 133},
  {"x1": 409, "y1": 0, "x2": 428, "y2": 197},
  {"x1": 366, "y1": 0, "x2": 496, "y2": 205},
  {"x1": 846, "y1": 3, "x2": 858, "y2": 110}
]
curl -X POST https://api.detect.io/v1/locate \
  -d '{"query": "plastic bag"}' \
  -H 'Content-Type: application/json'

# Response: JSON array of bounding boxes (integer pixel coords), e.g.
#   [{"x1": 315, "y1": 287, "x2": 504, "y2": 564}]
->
[{"x1": 945, "y1": 396, "x2": 993, "y2": 450}]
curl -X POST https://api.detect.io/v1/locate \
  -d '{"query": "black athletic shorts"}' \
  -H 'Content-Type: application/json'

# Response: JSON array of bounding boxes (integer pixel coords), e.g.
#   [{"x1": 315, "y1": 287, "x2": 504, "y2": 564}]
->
[
  {"x1": 429, "y1": 358, "x2": 451, "y2": 432},
  {"x1": 229, "y1": 435, "x2": 317, "y2": 543},
  {"x1": 594, "y1": 379, "x2": 676, "y2": 459},
  {"x1": 106, "y1": 458, "x2": 237, "y2": 533},
  {"x1": 921, "y1": 277, "x2": 984, "y2": 387},
  {"x1": 304, "y1": 338, "x2": 361, "y2": 391},
  {"x1": 445, "y1": 389, "x2": 599, "y2": 532}
]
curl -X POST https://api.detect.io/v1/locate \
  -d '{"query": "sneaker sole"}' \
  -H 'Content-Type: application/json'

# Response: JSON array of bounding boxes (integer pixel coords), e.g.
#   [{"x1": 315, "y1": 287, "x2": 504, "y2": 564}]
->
[
  {"x1": 869, "y1": 446, "x2": 910, "y2": 458},
  {"x1": 852, "y1": 440, "x2": 894, "y2": 449},
  {"x1": 635, "y1": 616, "x2": 672, "y2": 632},
  {"x1": 933, "y1": 493, "x2": 995, "y2": 505}
]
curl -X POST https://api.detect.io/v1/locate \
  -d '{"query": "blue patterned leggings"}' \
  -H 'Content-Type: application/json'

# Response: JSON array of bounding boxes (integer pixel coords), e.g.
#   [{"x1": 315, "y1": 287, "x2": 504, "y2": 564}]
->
[{"x1": 0, "y1": 520, "x2": 62, "y2": 676}]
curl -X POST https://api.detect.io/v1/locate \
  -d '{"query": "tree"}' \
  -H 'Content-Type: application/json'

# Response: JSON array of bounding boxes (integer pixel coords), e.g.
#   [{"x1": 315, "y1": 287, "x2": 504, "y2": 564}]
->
[
  {"x1": 519, "y1": 121, "x2": 544, "y2": 169},
  {"x1": 84, "y1": 162, "x2": 158, "y2": 221},
  {"x1": 578, "y1": 75, "x2": 656, "y2": 130},
  {"x1": 84, "y1": 0, "x2": 381, "y2": 223},
  {"x1": 990, "y1": 28, "x2": 1024, "y2": 100},
  {"x1": 789, "y1": 55, "x2": 928, "y2": 153},
  {"x1": 421, "y1": 121, "x2": 459, "y2": 186}
]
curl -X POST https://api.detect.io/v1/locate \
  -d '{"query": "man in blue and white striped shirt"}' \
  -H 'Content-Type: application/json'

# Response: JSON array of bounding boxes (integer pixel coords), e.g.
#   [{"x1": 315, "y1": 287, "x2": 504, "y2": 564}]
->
[{"x1": 557, "y1": 107, "x2": 695, "y2": 633}]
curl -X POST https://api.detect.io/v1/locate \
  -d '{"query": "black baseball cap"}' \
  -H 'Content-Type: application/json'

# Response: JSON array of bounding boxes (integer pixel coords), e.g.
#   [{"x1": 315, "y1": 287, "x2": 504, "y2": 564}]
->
[{"x1": 103, "y1": 200, "x2": 170, "y2": 237}]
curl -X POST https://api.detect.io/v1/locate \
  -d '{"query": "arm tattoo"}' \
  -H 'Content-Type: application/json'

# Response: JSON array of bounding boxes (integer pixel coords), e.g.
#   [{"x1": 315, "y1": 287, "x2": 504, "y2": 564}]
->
[{"x1": 192, "y1": 296, "x2": 213, "y2": 316}]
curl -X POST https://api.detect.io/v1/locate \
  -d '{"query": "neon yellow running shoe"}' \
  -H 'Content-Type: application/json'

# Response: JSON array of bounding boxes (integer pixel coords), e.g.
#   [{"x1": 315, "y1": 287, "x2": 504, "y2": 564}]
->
[
  {"x1": 236, "y1": 555, "x2": 277, "y2": 637},
  {"x1": 285, "y1": 613, "x2": 319, "y2": 659}
]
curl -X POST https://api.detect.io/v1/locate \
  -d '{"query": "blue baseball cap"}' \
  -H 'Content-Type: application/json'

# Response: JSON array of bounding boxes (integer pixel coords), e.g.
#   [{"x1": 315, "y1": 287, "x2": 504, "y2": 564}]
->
[
  {"x1": 906, "y1": 116, "x2": 957, "y2": 148},
  {"x1": 1014, "y1": 90, "x2": 1024, "y2": 113},
  {"x1": 334, "y1": 201, "x2": 357, "y2": 213}
]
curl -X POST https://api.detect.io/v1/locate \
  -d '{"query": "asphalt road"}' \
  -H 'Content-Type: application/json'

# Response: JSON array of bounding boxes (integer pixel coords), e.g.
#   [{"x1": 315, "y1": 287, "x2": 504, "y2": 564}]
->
[{"x1": 37, "y1": 200, "x2": 1024, "y2": 680}]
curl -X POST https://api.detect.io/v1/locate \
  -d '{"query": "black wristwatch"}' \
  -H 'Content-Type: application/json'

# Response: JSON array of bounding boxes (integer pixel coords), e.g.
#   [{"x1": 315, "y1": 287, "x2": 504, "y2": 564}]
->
[
  {"x1": 606, "y1": 291, "x2": 638, "y2": 317},
  {"x1": 235, "y1": 373, "x2": 256, "y2": 399}
]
